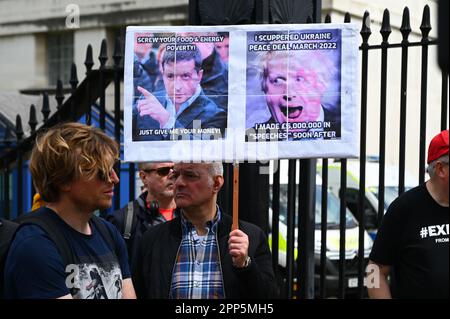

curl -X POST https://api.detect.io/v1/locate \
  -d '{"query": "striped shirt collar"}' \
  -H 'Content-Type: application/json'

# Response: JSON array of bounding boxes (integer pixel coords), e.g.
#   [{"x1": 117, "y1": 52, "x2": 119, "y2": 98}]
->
[
  {"x1": 170, "y1": 206, "x2": 225, "y2": 299},
  {"x1": 180, "y1": 205, "x2": 221, "y2": 235}
]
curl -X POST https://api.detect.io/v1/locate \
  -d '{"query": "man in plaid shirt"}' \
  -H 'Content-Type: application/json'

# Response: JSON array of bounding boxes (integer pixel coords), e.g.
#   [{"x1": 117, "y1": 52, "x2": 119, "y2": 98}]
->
[{"x1": 133, "y1": 162, "x2": 275, "y2": 299}]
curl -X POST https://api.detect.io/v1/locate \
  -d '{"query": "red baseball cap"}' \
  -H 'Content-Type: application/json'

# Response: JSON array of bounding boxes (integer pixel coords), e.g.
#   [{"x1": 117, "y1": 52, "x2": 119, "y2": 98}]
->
[{"x1": 427, "y1": 130, "x2": 449, "y2": 164}]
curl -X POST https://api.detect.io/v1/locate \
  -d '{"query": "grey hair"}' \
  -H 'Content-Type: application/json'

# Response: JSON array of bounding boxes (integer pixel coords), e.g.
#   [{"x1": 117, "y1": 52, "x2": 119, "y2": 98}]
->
[
  {"x1": 208, "y1": 162, "x2": 224, "y2": 177},
  {"x1": 137, "y1": 162, "x2": 153, "y2": 170},
  {"x1": 426, "y1": 154, "x2": 449, "y2": 178}
]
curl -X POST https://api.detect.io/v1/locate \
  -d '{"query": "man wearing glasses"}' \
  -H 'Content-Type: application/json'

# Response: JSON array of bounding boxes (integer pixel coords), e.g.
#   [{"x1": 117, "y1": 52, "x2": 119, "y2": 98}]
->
[
  {"x1": 3, "y1": 123, "x2": 136, "y2": 299},
  {"x1": 109, "y1": 162, "x2": 176, "y2": 266}
]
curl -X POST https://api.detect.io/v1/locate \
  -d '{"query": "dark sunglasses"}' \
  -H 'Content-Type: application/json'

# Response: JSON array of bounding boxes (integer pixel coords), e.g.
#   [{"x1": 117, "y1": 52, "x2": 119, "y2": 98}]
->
[
  {"x1": 143, "y1": 166, "x2": 174, "y2": 177},
  {"x1": 96, "y1": 160, "x2": 120, "y2": 182}
]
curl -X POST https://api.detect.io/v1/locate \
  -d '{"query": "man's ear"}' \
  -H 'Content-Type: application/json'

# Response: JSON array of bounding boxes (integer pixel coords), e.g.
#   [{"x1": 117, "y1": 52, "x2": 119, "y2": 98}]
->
[
  {"x1": 436, "y1": 161, "x2": 448, "y2": 177},
  {"x1": 212, "y1": 175, "x2": 224, "y2": 193},
  {"x1": 139, "y1": 170, "x2": 146, "y2": 183}
]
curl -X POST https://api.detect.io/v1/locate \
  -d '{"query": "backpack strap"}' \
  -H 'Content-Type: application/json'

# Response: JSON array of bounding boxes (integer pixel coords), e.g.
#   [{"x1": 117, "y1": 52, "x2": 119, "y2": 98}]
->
[
  {"x1": 19, "y1": 211, "x2": 76, "y2": 268},
  {"x1": 90, "y1": 215, "x2": 118, "y2": 257},
  {"x1": 17, "y1": 211, "x2": 118, "y2": 266},
  {"x1": 16, "y1": 211, "x2": 118, "y2": 297},
  {"x1": 0, "y1": 219, "x2": 19, "y2": 299},
  {"x1": 0, "y1": 219, "x2": 19, "y2": 256},
  {"x1": 123, "y1": 201, "x2": 135, "y2": 240}
]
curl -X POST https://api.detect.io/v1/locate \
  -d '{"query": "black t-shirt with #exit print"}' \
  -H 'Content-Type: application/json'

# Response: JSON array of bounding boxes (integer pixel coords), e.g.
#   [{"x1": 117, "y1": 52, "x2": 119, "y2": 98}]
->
[{"x1": 370, "y1": 183, "x2": 449, "y2": 299}]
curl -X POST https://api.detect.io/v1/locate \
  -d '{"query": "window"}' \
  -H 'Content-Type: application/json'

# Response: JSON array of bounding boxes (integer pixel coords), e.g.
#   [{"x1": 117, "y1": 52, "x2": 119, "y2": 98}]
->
[{"x1": 47, "y1": 33, "x2": 74, "y2": 86}]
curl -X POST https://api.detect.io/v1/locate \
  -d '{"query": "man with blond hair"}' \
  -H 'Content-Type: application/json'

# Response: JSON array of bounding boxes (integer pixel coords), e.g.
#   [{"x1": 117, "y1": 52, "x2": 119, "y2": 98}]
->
[{"x1": 4, "y1": 123, "x2": 136, "y2": 299}]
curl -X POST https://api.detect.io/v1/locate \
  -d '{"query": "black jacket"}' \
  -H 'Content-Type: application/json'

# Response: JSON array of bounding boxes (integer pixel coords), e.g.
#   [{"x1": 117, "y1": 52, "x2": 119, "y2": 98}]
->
[
  {"x1": 0, "y1": 218, "x2": 19, "y2": 299},
  {"x1": 133, "y1": 90, "x2": 227, "y2": 141},
  {"x1": 132, "y1": 211, "x2": 276, "y2": 299}
]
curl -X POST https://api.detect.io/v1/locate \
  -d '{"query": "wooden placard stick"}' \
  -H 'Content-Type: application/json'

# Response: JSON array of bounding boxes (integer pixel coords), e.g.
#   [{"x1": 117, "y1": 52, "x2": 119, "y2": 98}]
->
[{"x1": 232, "y1": 161, "x2": 239, "y2": 230}]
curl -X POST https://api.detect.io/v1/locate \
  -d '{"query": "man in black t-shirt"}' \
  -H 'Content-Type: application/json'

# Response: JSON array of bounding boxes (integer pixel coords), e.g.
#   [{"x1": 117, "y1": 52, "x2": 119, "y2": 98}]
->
[{"x1": 367, "y1": 130, "x2": 449, "y2": 299}]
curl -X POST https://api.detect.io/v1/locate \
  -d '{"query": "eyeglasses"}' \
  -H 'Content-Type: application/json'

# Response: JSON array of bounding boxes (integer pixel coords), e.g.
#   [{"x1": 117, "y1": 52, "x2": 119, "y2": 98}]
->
[
  {"x1": 143, "y1": 166, "x2": 174, "y2": 177},
  {"x1": 96, "y1": 159, "x2": 120, "y2": 182}
]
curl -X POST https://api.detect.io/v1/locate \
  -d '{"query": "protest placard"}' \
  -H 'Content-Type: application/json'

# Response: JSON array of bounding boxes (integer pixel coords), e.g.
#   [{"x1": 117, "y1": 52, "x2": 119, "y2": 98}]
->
[{"x1": 124, "y1": 24, "x2": 359, "y2": 162}]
